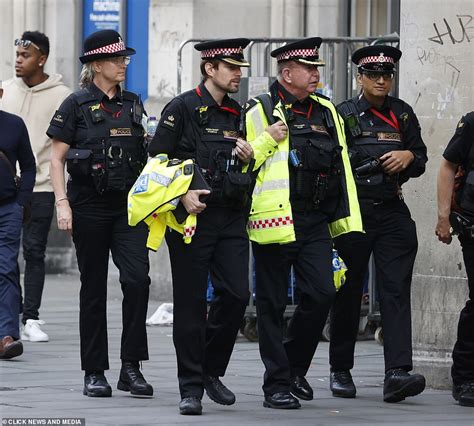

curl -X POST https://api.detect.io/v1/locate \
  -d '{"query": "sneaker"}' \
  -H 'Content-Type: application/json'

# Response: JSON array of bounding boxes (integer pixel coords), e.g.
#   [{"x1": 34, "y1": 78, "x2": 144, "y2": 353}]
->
[{"x1": 21, "y1": 319, "x2": 49, "y2": 342}]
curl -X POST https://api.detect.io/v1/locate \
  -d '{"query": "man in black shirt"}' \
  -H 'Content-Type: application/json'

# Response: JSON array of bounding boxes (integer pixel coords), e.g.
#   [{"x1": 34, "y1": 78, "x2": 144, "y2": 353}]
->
[
  {"x1": 148, "y1": 39, "x2": 254, "y2": 415},
  {"x1": 436, "y1": 112, "x2": 474, "y2": 407},
  {"x1": 0, "y1": 83, "x2": 36, "y2": 359},
  {"x1": 330, "y1": 45, "x2": 428, "y2": 403}
]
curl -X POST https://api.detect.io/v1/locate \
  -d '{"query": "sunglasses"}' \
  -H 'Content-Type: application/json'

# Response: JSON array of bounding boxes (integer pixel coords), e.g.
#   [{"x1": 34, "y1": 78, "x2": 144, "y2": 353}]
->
[
  {"x1": 107, "y1": 56, "x2": 131, "y2": 66},
  {"x1": 363, "y1": 71, "x2": 395, "y2": 81},
  {"x1": 15, "y1": 38, "x2": 43, "y2": 53}
]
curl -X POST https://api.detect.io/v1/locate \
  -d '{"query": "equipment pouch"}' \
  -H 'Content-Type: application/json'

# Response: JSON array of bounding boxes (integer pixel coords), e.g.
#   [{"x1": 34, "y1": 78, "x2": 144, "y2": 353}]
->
[
  {"x1": 222, "y1": 171, "x2": 252, "y2": 203},
  {"x1": 65, "y1": 149, "x2": 93, "y2": 176},
  {"x1": 305, "y1": 140, "x2": 341, "y2": 173}
]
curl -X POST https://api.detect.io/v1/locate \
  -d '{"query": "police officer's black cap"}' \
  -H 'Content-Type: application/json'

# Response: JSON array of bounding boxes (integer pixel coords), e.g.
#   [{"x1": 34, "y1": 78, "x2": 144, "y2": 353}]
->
[
  {"x1": 80, "y1": 30, "x2": 136, "y2": 64},
  {"x1": 271, "y1": 37, "x2": 325, "y2": 66},
  {"x1": 352, "y1": 45, "x2": 402, "y2": 73},
  {"x1": 194, "y1": 38, "x2": 251, "y2": 67}
]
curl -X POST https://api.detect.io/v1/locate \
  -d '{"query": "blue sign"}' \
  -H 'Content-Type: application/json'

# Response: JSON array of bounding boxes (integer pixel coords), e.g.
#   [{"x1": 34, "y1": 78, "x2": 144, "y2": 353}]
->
[{"x1": 83, "y1": 0, "x2": 121, "y2": 37}]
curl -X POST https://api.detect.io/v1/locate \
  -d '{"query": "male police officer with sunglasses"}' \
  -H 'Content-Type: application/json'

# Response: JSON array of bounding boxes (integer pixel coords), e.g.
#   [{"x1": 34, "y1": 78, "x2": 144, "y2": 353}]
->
[{"x1": 329, "y1": 45, "x2": 428, "y2": 403}]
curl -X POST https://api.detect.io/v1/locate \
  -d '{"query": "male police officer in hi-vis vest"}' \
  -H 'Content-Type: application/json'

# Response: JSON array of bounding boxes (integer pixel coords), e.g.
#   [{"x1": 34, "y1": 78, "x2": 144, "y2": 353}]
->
[
  {"x1": 148, "y1": 39, "x2": 254, "y2": 416},
  {"x1": 244, "y1": 37, "x2": 362, "y2": 409},
  {"x1": 329, "y1": 45, "x2": 428, "y2": 403},
  {"x1": 436, "y1": 112, "x2": 474, "y2": 407}
]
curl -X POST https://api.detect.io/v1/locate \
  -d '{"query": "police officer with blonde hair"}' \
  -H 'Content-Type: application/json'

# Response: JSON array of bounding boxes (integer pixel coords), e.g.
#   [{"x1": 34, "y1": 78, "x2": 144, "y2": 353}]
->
[{"x1": 48, "y1": 30, "x2": 152, "y2": 398}]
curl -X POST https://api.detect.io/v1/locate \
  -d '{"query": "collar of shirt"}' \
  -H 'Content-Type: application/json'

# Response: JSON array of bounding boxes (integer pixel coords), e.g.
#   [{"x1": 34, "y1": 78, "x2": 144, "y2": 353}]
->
[
  {"x1": 357, "y1": 93, "x2": 391, "y2": 113},
  {"x1": 276, "y1": 81, "x2": 313, "y2": 111},
  {"x1": 197, "y1": 81, "x2": 236, "y2": 110},
  {"x1": 88, "y1": 83, "x2": 123, "y2": 103}
]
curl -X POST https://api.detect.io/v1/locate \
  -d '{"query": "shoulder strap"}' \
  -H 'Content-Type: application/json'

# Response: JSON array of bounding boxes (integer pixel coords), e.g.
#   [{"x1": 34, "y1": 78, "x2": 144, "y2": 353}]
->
[
  {"x1": 72, "y1": 88, "x2": 97, "y2": 106},
  {"x1": 337, "y1": 98, "x2": 362, "y2": 137},
  {"x1": 254, "y1": 93, "x2": 276, "y2": 125}
]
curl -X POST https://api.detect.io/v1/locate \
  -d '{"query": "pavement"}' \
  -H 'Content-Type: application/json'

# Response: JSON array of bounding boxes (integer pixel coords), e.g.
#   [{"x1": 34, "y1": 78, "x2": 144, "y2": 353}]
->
[{"x1": 1, "y1": 271, "x2": 472, "y2": 426}]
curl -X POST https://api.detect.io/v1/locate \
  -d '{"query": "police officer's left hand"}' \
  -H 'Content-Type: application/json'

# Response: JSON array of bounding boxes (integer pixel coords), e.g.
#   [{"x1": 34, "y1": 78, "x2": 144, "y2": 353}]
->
[
  {"x1": 380, "y1": 150, "x2": 415, "y2": 175},
  {"x1": 181, "y1": 189, "x2": 211, "y2": 215},
  {"x1": 234, "y1": 138, "x2": 254, "y2": 164}
]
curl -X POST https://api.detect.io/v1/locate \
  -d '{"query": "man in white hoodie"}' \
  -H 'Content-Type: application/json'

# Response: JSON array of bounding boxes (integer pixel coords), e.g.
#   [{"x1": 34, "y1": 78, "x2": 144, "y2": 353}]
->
[{"x1": 2, "y1": 31, "x2": 71, "y2": 342}]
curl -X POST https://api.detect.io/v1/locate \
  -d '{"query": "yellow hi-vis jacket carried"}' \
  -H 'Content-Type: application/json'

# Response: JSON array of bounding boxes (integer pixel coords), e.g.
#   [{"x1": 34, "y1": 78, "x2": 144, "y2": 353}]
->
[
  {"x1": 128, "y1": 154, "x2": 197, "y2": 251},
  {"x1": 245, "y1": 92, "x2": 363, "y2": 245}
]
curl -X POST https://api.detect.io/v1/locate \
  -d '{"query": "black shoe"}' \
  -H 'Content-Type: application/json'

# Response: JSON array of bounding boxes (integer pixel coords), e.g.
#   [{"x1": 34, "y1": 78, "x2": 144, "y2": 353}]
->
[
  {"x1": 383, "y1": 369, "x2": 425, "y2": 403},
  {"x1": 203, "y1": 375, "x2": 235, "y2": 405},
  {"x1": 330, "y1": 370, "x2": 356, "y2": 398},
  {"x1": 179, "y1": 397, "x2": 202, "y2": 415},
  {"x1": 117, "y1": 361, "x2": 153, "y2": 397},
  {"x1": 83, "y1": 371, "x2": 112, "y2": 397},
  {"x1": 453, "y1": 382, "x2": 474, "y2": 407},
  {"x1": 263, "y1": 392, "x2": 301, "y2": 409},
  {"x1": 290, "y1": 376, "x2": 313, "y2": 401}
]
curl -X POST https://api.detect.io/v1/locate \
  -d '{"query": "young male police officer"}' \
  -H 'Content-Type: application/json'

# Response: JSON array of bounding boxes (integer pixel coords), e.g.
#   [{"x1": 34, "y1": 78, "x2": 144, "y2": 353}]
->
[
  {"x1": 244, "y1": 37, "x2": 362, "y2": 409},
  {"x1": 329, "y1": 45, "x2": 428, "y2": 403},
  {"x1": 436, "y1": 112, "x2": 474, "y2": 407},
  {"x1": 148, "y1": 39, "x2": 254, "y2": 415}
]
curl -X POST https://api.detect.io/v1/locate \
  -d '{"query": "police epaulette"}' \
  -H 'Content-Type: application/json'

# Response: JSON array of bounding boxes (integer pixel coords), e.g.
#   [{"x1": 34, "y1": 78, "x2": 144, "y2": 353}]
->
[
  {"x1": 73, "y1": 88, "x2": 97, "y2": 106},
  {"x1": 122, "y1": 90, "x2": 139, "y2": 102}
]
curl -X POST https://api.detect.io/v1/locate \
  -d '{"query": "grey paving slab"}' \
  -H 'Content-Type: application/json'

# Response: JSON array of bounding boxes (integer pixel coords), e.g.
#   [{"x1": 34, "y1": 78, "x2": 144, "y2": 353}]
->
[{"x1": 0, "y1": 272, "x2": 472, "y2": 425}]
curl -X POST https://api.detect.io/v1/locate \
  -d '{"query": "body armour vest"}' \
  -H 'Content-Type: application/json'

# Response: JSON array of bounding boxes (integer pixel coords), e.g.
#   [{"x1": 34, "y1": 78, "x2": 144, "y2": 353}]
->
[
  {"x1": 176, "y1": 89, "x2": 253, "y2": 208},
  {"x1": 287, "y1": 105, "x2": 342, "y2": 215},
  {"x1": 66, "y1": 88, "x2": 146, "y2": 194},
  {"x1": 457, "y1": 146, "x2": 474, "y2": 219},
  {"x1": 340, "y1": 98, "x2": 403, "y2": 201}
]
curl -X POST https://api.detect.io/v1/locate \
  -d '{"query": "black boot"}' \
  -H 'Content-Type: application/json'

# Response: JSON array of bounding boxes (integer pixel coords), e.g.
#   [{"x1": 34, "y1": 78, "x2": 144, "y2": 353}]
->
[
  {"x1": 203, "y1": 375, "x2": 235, "y2": 405},
  {"x1": 290, "y1": 376, "x2": 313, "y2": 401},
  {"x1": 453, "y1": 382, "x2": 474, "y2": 407},
  {"x1": 83, "y1": 371, "x2": 112, "y2": 397},
  {"x1": 383, "y1": 369, "x2": 425, "y2": 403},
  {"x1": 263, "y1": 392, "x2": 301, "y2": 409},
  {"x1": 179, "y1": 397, "x2": 202, "y2": 415},
  {"x1": 330, "y1": 370, "x2": 356, "y2": 398},
  {"x1": 117, "y1": 361, "x2": 153, "y2": 397}
]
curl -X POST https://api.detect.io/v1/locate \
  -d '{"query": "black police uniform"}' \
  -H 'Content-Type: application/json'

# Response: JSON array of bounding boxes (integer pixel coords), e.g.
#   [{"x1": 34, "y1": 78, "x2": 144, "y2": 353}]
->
[
  {"x1": 443, "y1": 112, "x2": 474, "y2": 389},
  {"x1": 252, "y1": 81, "x2": 341, "y2": 397},
  {"x1": 47, "y1": 83, "x2": 150, "y2": 372},
  {"x1": 148, "y1": 81, "x2": 250, "y2": 399},
  {"x1": 330, "y1": 92, "x2": 428, "y2": 374}
]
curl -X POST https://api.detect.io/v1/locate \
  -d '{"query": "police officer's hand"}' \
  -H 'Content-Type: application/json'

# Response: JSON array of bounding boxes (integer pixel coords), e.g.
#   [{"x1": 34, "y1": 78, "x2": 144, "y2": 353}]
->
[
  {"x1": 56, "y1": 199, "x2": 73, "y2": 235},
  {"x1": 235, "y1": 138, "x2": 254, "y2": 163},
  {"x1": 380, "y1": 150, "x2": 415, "y2": 175},
  {"x1": 435, "y1": 217, "x2": 453, "y2": 244},
  {"x1": 181, "y1": 189, "x2": 211, "y2": 215},
  {"x1": 265, "y1": 121, "x2": 287, "y2": 143}
]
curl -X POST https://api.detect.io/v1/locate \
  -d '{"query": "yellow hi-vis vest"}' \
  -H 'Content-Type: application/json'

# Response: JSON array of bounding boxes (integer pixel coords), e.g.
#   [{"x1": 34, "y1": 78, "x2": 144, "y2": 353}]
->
[
  {"x1": 128, "y1": 154, "x2": 197, "y2": 251},
  {"x1": 245, "y1": 92, "x2": 363, "y2": 245}
]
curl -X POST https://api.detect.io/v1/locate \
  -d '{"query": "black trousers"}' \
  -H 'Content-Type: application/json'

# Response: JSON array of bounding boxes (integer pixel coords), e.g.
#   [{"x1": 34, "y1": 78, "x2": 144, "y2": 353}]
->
[
  {"x1": 452, "y1": 235, "x2": 474, "y2": 385},
  {"x1": 166, "y1": 206, "x2": 249, "y2": 398},
  {"x1": 21, "y1": 192, "x2": 55, "y2": 323},
  {"x1": 70, "y1": 188, "x2": 150, "y2": 371},
  {"x1": 253, "y1": 211, "x2": 335, "y2": 396},
  {"x1": 330, "y1": 199, "x2": 418, "y2": 373}
]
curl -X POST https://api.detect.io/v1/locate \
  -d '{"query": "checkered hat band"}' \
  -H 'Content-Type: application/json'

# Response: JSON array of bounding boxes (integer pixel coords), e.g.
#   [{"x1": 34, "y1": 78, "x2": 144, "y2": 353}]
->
[
  {"x1": 201, "y1": 47, "x2": 243, "y2": 58},
  {"x1": 248, "y1": 216, "x2": 294, "y2": 230},
  {"x1": 84, "y1": 41, "x2": 126, "y2": 56},
  {"x1": 358, "y1": 55, "x2": 394, "y2": 66},
  {"x1": 276, "y1": 48, "x2": 318, "y2": 61}
]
